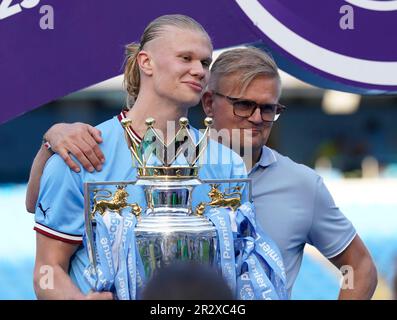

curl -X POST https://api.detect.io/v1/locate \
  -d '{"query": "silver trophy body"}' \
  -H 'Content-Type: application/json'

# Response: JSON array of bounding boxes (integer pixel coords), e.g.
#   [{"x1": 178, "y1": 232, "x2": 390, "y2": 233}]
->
[{"x1": 134, "y1": 177, "x2": 217, "y2": 278}]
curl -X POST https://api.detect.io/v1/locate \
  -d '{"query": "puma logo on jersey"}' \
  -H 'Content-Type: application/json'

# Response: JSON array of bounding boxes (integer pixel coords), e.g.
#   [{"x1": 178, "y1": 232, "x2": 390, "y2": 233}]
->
[{"x1": 38, "y1": 203, "x2": 50, "y2": 218}]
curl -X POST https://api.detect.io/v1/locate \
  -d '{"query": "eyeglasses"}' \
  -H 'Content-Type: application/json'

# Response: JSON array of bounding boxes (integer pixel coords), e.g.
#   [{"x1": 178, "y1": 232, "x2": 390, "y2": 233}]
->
[{"x1": 213, "y1": 91, "x2": 286, "y2": 122}]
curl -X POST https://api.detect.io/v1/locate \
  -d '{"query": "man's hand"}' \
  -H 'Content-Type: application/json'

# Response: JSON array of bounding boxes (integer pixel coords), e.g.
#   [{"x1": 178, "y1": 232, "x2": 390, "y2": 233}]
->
[{"x1": 44, "y1": 122, "x2": 105, "y2": 173}]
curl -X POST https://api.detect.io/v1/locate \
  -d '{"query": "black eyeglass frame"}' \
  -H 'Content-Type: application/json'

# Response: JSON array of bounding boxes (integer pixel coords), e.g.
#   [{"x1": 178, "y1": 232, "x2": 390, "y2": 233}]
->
[{"x1": 213, "y1": 91, "x2": 286, "y2": 122}]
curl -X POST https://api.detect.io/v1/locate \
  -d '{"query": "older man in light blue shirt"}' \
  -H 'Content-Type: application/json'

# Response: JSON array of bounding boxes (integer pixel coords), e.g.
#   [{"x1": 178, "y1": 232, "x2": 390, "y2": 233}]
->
[{"x1": 202, "y1": 47, "x2": 377, "y2": 299}]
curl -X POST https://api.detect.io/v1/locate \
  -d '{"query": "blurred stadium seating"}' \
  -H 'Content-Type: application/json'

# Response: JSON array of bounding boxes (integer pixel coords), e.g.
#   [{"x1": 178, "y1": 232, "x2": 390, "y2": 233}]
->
[{"x1": 1, "y1": 180, "x2": 397, "y2": 300}]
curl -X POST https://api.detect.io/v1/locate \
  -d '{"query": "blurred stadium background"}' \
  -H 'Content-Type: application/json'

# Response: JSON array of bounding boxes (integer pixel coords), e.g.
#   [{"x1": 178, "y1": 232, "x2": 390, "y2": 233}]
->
[{"x1": 1, "y1": 49, "x2": 397, "y2": 300}]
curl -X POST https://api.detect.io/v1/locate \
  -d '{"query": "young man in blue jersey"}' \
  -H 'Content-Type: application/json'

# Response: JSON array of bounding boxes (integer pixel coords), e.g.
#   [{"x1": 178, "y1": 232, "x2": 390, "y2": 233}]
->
[
  {"x1": 29, "y1": 15, "x2": 247, "y2": 300},
  {"x1": 27, "y1": 46, "x2": 377, "y2": 300}
]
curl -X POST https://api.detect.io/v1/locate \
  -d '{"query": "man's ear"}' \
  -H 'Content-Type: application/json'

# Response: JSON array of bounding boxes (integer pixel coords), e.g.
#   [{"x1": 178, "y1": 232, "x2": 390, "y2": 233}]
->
[
  {"x1": 201, "y1": 91, "x2": 214, "y2": 117},
  {"x1": 136, "y1": 51, "x2": 153, "y2": 76}
]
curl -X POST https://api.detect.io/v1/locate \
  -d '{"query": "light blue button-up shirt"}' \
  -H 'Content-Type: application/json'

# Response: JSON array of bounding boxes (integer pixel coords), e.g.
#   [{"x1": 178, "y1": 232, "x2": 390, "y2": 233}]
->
[{"x1": 249, "y1": 146, "x2": 356, "y2": 297}]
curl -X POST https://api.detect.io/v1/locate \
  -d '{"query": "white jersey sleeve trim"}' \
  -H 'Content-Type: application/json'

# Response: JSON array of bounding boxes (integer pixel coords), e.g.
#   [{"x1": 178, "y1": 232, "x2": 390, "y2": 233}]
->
[{"x1": 34, "y1": 222, "x2": 83, "y2": 244}]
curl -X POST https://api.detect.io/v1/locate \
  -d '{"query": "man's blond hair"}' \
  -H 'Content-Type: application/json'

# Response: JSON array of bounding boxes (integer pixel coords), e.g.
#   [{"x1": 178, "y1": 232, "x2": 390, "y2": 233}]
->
[{"x1": 209, "y1": 47, "x2": 281, "y2": 95}]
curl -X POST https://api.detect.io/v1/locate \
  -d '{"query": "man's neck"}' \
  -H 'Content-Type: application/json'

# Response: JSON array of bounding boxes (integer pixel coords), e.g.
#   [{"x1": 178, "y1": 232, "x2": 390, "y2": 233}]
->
[{"x1": 125, "y1": 94, "x2": 188, "y2": 143}]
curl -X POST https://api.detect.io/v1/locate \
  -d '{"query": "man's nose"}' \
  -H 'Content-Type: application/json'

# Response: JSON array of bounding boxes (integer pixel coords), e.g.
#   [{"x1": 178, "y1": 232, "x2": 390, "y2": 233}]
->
[
  {"x1": 248, "y1": 106, "x2": 263, "y2": 124},
  {"x1": 190, "y1": 61, "x2": 206, "y2": 79}
]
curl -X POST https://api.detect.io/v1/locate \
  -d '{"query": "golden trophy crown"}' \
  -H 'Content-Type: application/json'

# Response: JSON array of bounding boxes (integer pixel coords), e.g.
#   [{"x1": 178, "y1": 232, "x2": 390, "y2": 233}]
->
[{"x1": 121, "y1": 117, "x2": 213, "y2": 179}]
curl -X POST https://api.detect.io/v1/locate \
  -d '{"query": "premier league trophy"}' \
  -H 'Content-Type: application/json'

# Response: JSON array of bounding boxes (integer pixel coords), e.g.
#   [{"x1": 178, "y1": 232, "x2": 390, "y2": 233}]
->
[{"x1": 83, "y1": 117, "x2": 252, "y2": 299}]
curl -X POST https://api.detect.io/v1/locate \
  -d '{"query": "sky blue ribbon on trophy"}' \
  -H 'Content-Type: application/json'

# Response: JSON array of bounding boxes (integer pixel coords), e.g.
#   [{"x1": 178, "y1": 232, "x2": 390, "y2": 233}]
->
[
  {"x1": 114, "y1": 244, "x2": 129, "y2": 299},
  {"x1": 236, "y1": 235, "x2": 280, "y2": 300},
  {"x1": 89, "y1": 212, "x2": 116, "y2": 292},
  {"x1": 82, "y1": 233, "x2": 113, "y2": 292},
  {"x1": 125, "y1": 235, "x2": 136, "y2": 299},
  {"x1": 235, "y1": 202, "x2": 288, "y2": 300},
  {"x1": 205, "y1": 207, "x2": 237, "y2": 295},
  {"x1": 114, "y1": 212, "x2": 136, "y2": 300},
  {"x1": 237, "y1": 270, "x2": 256, "y2": 300},
  {"x1": 117, "y1": 211, "x2": 146, "y2": 300},
  {"x1": 84, "y1": 211, "x2": 146, "y2": 299}
]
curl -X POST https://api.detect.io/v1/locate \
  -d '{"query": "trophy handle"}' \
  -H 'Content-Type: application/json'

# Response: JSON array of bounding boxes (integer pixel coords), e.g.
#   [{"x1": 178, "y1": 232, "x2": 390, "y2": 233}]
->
[
  {"x1": 194, "y1": 202, "x2": 207, "y2": 216},
  {"x1": 128, "y1": 202, "x2": 142, "y2": 217}
]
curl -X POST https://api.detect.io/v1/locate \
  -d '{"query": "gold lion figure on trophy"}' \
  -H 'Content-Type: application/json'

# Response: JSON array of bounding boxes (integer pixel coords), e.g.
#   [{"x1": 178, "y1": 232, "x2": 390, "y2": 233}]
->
[
  {"x1": 91, "y1": 185, "x2": 141, "y2": 218},
  {"x1": 207, "y1": 184, "x2": 242, "y2": 212}
]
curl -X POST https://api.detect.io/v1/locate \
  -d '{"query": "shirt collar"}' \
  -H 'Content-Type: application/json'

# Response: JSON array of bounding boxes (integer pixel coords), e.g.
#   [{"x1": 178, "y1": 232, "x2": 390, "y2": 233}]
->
[{"x1": 257, "y1": 145, "x2": 277, "y2": 168}]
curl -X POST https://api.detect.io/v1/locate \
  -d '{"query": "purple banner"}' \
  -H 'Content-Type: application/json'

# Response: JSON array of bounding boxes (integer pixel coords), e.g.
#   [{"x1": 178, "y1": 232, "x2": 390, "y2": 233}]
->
[
  {"x1": 235, "y1": 0, "x2": 397, "y2": 93},
  {"x1": 1, "y1": 0, "x2": 396, "y2": 124}
]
